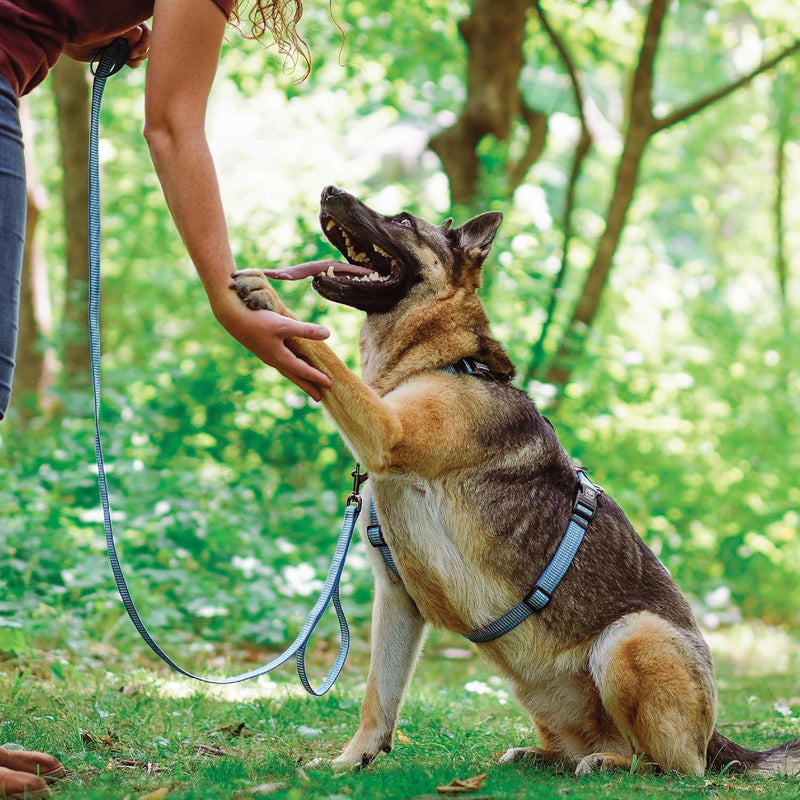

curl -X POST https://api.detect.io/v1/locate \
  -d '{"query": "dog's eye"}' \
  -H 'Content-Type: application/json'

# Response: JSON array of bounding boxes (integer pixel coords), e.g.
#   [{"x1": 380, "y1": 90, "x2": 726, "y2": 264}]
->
[{"x1": 395, "y1": 216, "x2": 413, "y2": 228}]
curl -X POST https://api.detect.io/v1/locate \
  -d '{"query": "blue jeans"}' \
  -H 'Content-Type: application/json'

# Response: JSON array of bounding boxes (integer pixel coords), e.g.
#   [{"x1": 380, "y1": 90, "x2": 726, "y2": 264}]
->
[{"x1": 0, "y1": 74, "x2": 26, "y2": 421}]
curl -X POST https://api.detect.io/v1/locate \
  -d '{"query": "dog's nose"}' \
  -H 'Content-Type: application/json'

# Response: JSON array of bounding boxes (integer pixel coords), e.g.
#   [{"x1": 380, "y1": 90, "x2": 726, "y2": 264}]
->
[{"x1": 321, "y1": 185, "x2": 345, "y2": 201}]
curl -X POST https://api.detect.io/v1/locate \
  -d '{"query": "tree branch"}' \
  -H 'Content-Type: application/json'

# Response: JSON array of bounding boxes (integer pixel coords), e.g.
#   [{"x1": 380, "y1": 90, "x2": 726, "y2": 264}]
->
[
  {"x1": 533, "y1": 0, "x2": 588, "y2": 129},
  {"x1": 774, "y1": 73, "x2": 791, "y2": 340},
  {"x1": 525, "y1": 0, "x2": 593, "y2": 382},
  {"x1": 629, "y1": 0, "x2": 667, "y2": 130},
  {"x1": 544, "y1": 0, "x2": 668, "y2": 390},
  {"x1": 507, "y1": 101, "x2": 548, "y2": 195},
  {"x1": 654, "y1": 39, "x2": 800, "y2": 132}
]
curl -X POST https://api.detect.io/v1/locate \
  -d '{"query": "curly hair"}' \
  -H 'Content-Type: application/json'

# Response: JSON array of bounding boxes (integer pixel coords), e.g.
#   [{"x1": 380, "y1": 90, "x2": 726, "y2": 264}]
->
[{"x1": 233, "y1": 1, "x2": 312, "y2": 77}]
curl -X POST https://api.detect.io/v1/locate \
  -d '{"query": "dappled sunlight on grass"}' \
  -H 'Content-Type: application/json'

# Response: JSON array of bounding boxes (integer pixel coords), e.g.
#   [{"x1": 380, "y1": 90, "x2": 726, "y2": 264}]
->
[{"x1": 153, "y1": 674, "x2": 307, "y2": 702}]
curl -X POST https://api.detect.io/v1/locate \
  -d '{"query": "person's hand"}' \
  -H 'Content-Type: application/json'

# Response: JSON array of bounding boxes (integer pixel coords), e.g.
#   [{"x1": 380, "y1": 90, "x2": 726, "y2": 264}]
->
[
  {"x1": 212, "y1": 291, "x2": 332, "y2": 402},
  {"x1": 63, "y1": 23, "x2": 151, "y2": 67}
]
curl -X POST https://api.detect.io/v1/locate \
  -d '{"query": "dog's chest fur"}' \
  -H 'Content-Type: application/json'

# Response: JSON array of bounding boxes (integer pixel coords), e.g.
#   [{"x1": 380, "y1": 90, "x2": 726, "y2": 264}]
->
[
  {"x1": 368, "y1": 472, "x2": 622, "y2": 745},
  {"x1": 368, "y1": 474, "x2": 517, "y2": 633}
]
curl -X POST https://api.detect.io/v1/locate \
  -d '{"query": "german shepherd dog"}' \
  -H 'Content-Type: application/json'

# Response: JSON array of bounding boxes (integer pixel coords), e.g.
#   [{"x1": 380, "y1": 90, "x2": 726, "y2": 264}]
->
[{"x1": 231, "y1": 186, "x2": 800, "y2": 777}]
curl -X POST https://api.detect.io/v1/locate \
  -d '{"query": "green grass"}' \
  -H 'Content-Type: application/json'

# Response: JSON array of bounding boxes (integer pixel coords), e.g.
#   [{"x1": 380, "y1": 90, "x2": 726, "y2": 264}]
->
[{"x1": 1, "y1": 625, "x2": 799, "y2": 800}]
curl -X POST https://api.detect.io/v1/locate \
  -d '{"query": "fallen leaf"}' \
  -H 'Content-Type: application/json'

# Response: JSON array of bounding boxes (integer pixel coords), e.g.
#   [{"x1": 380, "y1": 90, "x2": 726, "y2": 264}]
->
[
  {"x1": 232, "y1": 782, "x2": 287, "y2": 797},
  {"x1": 436, "y1": 773, "x2": 488, "y2": 794},
  {"x1": 396, "y1": 729, "x2": 412, "y2": 746},
  {"x1": 138, "y1": 789, "x2": 170, "y2": 800},
  {"x1": 114, "y1": 759, "x2": 163, "y2": 774},
  {"x1": 213, "y1": 722, "x2": 250, "y2": 737},
  {"x1": 195, "y1": 744, "x2": 227, "y2": 758}
]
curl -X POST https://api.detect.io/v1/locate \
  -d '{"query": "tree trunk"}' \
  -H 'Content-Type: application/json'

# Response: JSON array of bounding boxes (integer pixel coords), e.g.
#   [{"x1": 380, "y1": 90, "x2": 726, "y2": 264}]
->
[
  {"x1": 544, "y1": 131, "x2": 651, "y2": 387},
  {"x1": 12, "y1": 98, "x2": 55, "y2": 423},
  {"x1": 52, "y1": 56, "x2": 91, "y2": 389},
  {"x1": 429, "y1": 0, "x2": 545, "y2": 205},
  {"x1": 544, "y1": 0, "x2": 665, "y2": 390}
]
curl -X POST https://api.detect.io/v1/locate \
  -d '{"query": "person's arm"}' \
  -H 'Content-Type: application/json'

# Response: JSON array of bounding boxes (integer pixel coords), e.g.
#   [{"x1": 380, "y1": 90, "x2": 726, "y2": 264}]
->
[{"x1": 144, "y1": 0, "x2": 331, "y2": 400}]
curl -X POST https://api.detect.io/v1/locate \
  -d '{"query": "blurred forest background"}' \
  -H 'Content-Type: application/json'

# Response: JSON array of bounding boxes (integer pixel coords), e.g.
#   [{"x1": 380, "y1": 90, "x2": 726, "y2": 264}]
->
[{"x1": 1, "y1": 0, "x2": 798, "y2": 668}]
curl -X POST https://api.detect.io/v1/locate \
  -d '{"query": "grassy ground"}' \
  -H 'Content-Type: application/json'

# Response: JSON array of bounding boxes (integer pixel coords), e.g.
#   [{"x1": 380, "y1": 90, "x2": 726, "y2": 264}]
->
[{"x1": 1, "y1": 625, "x2": 799, "y2": 800}]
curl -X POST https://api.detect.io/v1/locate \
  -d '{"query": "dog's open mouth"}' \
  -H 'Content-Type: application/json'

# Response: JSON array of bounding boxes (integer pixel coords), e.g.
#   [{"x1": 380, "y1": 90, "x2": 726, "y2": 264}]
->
[
  {"x1": 319, "y1": 215, "x2": 399, "y2": 284},
  {"x1": 262, "y1": 186, "x2": 414, "y2": 313},
  {"x1": 263, "y1": 217, "x2": 401, "y2": 287}
]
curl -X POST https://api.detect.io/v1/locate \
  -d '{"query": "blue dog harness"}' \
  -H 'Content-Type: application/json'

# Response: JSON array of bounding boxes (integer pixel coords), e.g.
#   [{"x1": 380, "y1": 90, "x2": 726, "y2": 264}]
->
[{"x1": 366, "y1": 358, "x2": 603, "y2": 644}]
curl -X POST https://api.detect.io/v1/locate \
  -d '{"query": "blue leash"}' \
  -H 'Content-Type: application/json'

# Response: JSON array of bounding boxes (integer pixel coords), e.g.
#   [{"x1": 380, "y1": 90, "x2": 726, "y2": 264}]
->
[{"x1": 88, "y1": 40, "x2": 358, "y2": 693}]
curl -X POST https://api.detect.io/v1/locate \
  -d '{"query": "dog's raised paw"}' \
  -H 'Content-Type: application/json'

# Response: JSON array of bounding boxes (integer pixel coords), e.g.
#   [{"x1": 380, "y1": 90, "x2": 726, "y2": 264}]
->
[{"x1": 229, "y1": 269, "x2": 275, "y2": 311}]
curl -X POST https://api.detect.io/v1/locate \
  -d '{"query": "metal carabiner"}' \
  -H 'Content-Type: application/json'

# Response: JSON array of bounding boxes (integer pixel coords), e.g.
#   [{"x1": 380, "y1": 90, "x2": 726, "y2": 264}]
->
[{"x1": 346, "y1": 462, "x2": 368, "y2": 511}]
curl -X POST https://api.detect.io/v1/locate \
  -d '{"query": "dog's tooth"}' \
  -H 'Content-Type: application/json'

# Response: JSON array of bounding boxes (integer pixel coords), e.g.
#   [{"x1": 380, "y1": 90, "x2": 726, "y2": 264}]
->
[
  {"x1": 326, "y1": 219, "x2": 336, "y2": 231},
  {"x1": 327, "y1": 265, "x2": 336, "y2": 278}
]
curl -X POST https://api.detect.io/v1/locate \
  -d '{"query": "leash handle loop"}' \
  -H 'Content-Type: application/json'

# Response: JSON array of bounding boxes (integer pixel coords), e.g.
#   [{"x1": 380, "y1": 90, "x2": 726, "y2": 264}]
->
[
  {"x1": 88, "y1": 40, "x2": 356, "y2": 692},
  {"x1": 90, "y1": 38, "x2": 131, "y2": 79}
]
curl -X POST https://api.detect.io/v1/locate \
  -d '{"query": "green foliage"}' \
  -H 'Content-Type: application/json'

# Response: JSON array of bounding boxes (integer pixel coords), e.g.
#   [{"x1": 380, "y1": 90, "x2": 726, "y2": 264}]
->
[{"x1": 2, "y1": 0, "x2": 799, "y2": 669}]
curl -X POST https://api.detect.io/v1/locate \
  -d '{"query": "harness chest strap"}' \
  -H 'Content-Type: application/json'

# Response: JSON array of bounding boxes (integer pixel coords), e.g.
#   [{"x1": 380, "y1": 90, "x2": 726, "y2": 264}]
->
[{"x1": 367, "y1": 469, "x2": 603, "y2": 644}]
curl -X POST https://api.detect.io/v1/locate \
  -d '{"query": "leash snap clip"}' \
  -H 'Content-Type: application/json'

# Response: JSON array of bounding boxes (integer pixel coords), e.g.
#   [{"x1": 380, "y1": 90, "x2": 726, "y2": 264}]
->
[{"x1": 346, "y1": 462, "x2": 368, "y2": 511}]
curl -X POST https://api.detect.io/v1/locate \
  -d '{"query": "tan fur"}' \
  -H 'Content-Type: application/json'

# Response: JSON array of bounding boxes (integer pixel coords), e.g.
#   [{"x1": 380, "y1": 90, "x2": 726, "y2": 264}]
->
[{"x1": 231, "y1": 190, "x2": 800, "y2": 778}]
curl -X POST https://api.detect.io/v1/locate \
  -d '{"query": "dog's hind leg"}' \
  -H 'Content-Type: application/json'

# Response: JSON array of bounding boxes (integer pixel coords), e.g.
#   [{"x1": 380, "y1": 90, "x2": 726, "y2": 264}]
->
[
  {"x1": 499, "y1": 746, "x2": 567, "y2": 767},
  {"x1": 499, "y1": 722, "x2": 578, "y2": 770},
  {"x1": 332, "y1": 571, "x2": 426, "y2": 768},
  {"x1": 586, "y1": 611, "x2": 716, "y2": 776}
]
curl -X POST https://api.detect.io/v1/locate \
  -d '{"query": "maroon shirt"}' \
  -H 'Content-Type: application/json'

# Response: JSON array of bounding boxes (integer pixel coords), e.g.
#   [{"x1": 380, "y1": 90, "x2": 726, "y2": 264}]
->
[{"x1": 0, "y1": 0, "x2": 234, "y2": 96}]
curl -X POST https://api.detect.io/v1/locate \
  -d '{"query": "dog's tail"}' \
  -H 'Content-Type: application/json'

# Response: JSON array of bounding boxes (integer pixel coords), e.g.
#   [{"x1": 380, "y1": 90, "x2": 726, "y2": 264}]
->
[{"x1": 706, "y1": 729, "x2": 800, "y2": 775}]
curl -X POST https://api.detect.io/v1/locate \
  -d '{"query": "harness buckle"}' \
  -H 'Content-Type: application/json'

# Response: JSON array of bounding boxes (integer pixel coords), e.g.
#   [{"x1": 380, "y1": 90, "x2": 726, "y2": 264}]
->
[
  {"x1": 367, "y1": 523, "x2": 386, "y2": 548},
  {"x1": 524, "y1": 586, "x2": 550, "y2": 611}
]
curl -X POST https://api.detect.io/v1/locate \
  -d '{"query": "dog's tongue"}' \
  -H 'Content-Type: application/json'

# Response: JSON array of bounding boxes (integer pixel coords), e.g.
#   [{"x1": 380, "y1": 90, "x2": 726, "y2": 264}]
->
[{"x1": 264, "y1": 259, "x2": 373, "y2": 281}]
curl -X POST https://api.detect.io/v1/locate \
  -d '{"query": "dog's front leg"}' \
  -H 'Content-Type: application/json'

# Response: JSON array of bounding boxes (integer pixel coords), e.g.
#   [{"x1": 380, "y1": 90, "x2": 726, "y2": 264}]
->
[
  {"x1": 231, "y1": 271, "x2": 402, "y2": 473},
  {"x1": 333, "y1": 571, "x2": 426, "y2": 769}
]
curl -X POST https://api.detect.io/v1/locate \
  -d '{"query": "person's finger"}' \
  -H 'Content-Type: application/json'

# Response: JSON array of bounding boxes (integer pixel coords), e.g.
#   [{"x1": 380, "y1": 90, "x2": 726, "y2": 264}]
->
[
  {"x1": 281, "y1": 371, "x2": 323, "y2": 402},
  {"x1": 275, "y1": 362, "x2": 329, "y2": 400},
  {"x1": 126, "y1": 23, "x2": 152, "y2": 66},
  {"x1": 271, "y1": 344, "x2": 331, "y2": 391},
  {"x1": 287, "y1": 357, "x2": 332, "y2": 390},
  {"x1": 280, "y1": 318, "x2": 330, "y2": 341}
]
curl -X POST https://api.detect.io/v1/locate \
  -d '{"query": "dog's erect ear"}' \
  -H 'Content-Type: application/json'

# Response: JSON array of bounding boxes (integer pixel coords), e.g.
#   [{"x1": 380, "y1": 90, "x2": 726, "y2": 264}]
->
[
  {"x1": 451, "y1": 212, "x2": 503, "y2": 260},
  {"x1": 439, "y1": 217, "x2": 454, "y2": 232}
]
